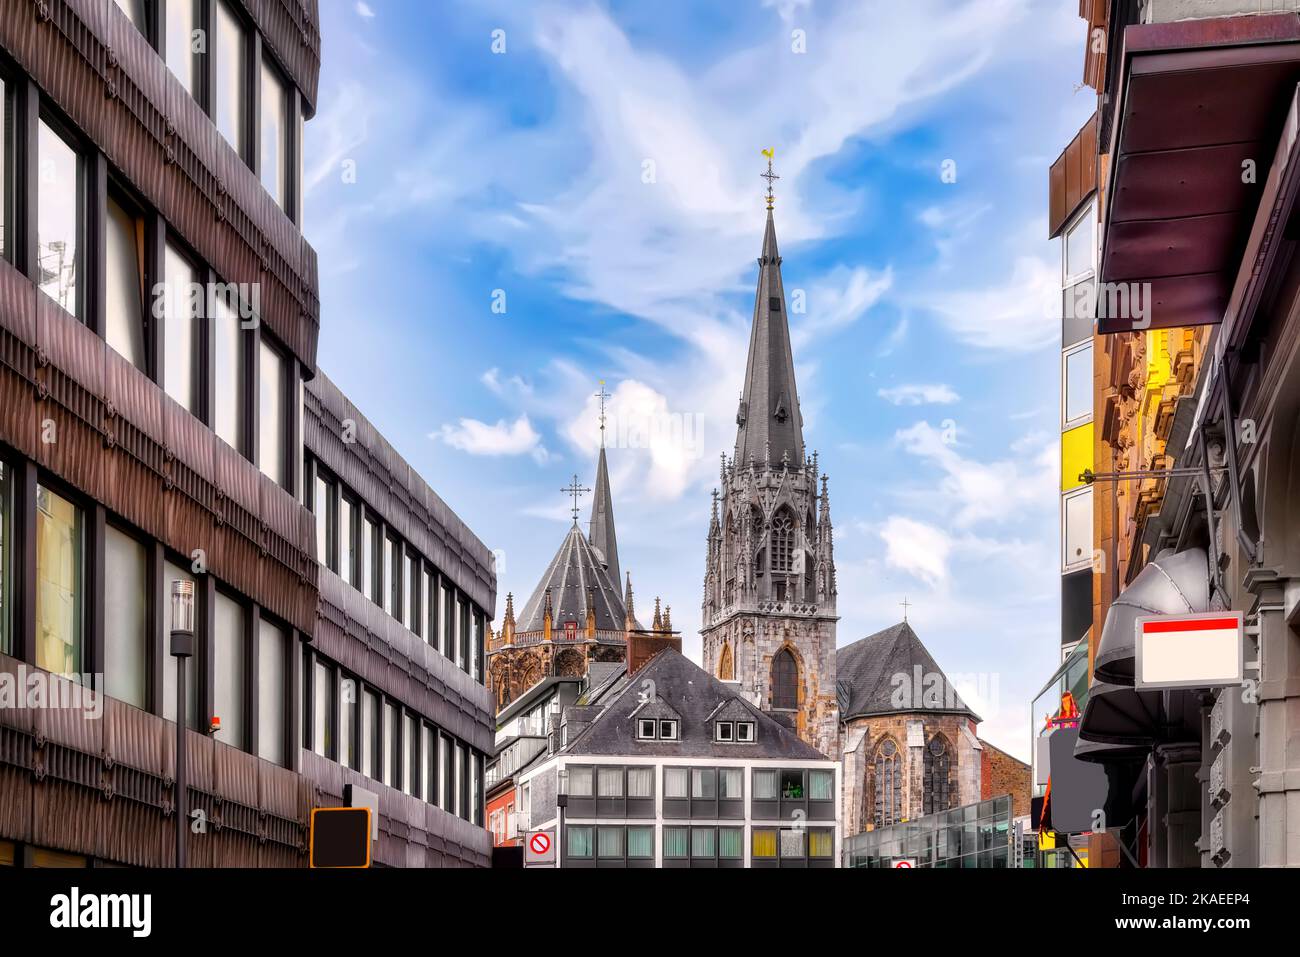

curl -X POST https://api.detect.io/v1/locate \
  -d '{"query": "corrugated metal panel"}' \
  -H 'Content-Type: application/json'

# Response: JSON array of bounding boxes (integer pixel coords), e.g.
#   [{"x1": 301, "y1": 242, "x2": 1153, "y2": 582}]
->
[
  {"x1": 0, "y1": 259, "x2": 319, "y2": 633},
  {"x1": 242, "y1": 0, "x2": 322, "y2": 115},
  {"x1": 0, "y1": 0, "x2": 321, "y2": 372},
  {"x1": 1048, "y1": 112, "x2": 1099, "y2": 238},
  {"x1": 304, "y1": 372, "x2": 498, "y2": 613}
]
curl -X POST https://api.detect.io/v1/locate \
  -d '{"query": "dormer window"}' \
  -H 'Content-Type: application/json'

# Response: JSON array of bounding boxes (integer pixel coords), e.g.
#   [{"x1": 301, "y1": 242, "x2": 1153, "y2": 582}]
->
[
  {"x1": 659, "y1": 719, "x2": 679, "y2": 741},
  {"x1": 638, "y1": 718, "x2": 657, "y2": 740},
  {"x1": 715, "y1": 721, "x2": 734, "y2": 742},
  {"x1": 736, "y1": 721, "x2": 756, "y2": 743}
]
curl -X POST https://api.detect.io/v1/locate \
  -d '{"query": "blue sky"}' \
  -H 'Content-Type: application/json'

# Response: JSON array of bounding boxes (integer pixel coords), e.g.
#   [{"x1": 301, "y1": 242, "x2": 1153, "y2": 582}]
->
[{"x1": 304, "y1": 0, "x2": 1096, "y2": 759}]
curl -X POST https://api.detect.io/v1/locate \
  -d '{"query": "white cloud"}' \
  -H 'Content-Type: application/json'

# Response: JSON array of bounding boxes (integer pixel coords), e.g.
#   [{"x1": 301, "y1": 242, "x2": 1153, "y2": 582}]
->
[
  {"x1": 562, "y1": 379, "x2": 705, "y2": 502},
  {"x1": 877, "y1": 383, "x2": 959, "y2": 406},
  {"x1": 481, "y1": 367, "x2": 534, "y2": 399},
  {"x1": 919, "y1": 252, "x2": 1059, "y2": 354},
  {"x1": 431, "y1": 415, "x2": 547, "y2": 463},
  {"x1": 893, "y1": 420, "x2": 1055, "y2": 528},
  {"x1": 355, "y1": 2, "x2": 375, "y2": 19},
  {"x1": 792, "y1": 265, "x2": 893, "y2": 347},
  {"x1": 881, "y1": 516, "x2": 952, "y2": 585}
]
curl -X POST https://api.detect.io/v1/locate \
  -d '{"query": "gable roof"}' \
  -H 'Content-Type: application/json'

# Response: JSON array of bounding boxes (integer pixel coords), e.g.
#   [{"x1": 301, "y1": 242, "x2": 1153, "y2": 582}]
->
[
  {"x1": 516, "y1": 524, "x2": 627, "y2": 634},
  {"x1": 835, "y1": 621, "x2": 979, "y2": 722},
  {"x1": 563, "y1": 648, "x2": 828, "y2": 760}
]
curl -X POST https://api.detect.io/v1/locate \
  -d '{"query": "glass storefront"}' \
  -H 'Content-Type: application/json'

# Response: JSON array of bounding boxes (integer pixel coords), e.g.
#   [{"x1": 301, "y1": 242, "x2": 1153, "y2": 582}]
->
[{"x1": 843, "y1": 795, "x2": 1013, "y2": 868}]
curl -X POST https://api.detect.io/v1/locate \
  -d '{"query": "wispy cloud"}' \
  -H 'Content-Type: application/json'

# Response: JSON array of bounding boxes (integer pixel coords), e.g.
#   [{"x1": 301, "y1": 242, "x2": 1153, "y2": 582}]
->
[
  {"x1": 355, "y1": 2, "x2": 375, "y2": 20},
  {"x1": 878, "y1": 383, "x2": 959, "y2": 406},
  {"x1": 431, "y1": 415, "x2": 548, "y2": 463},
  {"x1": 881, "y1": 516, "x2": 952, "y2": 585}
]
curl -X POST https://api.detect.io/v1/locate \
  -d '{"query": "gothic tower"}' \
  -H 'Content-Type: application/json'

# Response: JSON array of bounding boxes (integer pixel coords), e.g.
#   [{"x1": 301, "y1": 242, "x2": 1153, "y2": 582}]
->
[{"x1": 701, "y1": 182, "x2": 839, "y2": 757}]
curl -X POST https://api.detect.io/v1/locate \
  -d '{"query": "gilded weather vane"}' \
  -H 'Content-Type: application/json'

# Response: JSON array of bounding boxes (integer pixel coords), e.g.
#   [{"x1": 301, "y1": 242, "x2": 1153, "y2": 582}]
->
[{"x1": 761, "y1": 147, "x2": 779, "y2": 210}]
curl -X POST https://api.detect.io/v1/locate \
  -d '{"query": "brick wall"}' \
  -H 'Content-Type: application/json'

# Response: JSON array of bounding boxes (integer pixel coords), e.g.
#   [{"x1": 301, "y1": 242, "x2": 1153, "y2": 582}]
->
[{"x1": 980, "y1": 738, "x2": 1031, "y2": 818}]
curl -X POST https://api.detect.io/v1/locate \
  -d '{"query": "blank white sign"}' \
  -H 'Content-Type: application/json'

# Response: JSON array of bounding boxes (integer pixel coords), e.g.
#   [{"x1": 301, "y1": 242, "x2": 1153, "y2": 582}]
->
[{"x1": 1136, "y1": 614, "x2": 1243, "y2": 689}]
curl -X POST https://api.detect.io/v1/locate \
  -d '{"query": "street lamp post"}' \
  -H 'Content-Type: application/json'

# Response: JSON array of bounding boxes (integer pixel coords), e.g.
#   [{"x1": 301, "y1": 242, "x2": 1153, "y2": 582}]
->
[
  {"x1": 170, "y1": 580, "x2": 196, "y2": 869},
  {"x1": 556, "y1": 768, "x2": 568, "y2": 871}
]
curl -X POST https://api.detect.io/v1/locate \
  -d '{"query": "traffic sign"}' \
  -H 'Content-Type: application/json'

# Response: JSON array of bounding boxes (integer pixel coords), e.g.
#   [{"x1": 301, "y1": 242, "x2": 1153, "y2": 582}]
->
[
  {"x1": 526, "y1": 829, "x2": 556, "y2": 865},
  {"x1": 309, "y1": 807, "x2": 372, "y2": 869},
  {"x1": 892, "y1": 859, "x2": 915, "y2": 869}
]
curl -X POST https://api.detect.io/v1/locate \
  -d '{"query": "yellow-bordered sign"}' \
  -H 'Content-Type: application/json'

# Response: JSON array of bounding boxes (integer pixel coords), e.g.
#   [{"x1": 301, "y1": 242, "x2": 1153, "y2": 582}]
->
[{"x1": 309, "y1": 807, "x2": 372, "y2": 869}]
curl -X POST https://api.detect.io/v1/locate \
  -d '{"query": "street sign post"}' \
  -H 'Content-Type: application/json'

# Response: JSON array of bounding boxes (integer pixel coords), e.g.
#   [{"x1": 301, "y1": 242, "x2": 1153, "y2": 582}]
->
[
  {"x1": 309, "y1": 807, "x2": 372, "y2": 869},
  {"x1": 1134, "y1": 611, "x2": 1244, "y2": 690},
  {"x1": 526, "y1": 829, "x2": 556, "y2": 866}
]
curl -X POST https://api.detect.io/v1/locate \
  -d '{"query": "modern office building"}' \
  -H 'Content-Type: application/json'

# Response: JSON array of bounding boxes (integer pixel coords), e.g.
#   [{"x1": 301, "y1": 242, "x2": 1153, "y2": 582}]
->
[
  {"x1": 0, "y1": 0, "x2": 493, "y2": 868},
  {"x1": 517, "y1": 640, "x2": 841, "y2": 868}
]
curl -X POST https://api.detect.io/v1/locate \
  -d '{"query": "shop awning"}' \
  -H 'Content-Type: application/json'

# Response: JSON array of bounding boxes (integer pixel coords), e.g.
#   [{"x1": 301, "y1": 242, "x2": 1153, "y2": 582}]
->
[
  {"x1": 1094, "y1": 548, "x2": 1209, "y2": 685},
  {"x1": 1099, "y1": 14, "x2": 1300, "y2": 333},
  {"x1": 1077, "y1": 679, "x2": 1203, "y2": 753}
]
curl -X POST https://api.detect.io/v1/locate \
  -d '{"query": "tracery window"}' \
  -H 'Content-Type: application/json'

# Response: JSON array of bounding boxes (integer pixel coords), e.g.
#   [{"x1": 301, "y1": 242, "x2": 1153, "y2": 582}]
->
[
  {"x1": 771, "y1": 510, "x2": 794, "y2": 572},
  {"x1": 923, "y1": 735, "x2": 953, "y2": 815},
  {"x1": 771, "y1": 648, "x2": 797, "y2": 710},
  {"x1": 872, "y1": 738, "x2": 902, "y2": 829}
]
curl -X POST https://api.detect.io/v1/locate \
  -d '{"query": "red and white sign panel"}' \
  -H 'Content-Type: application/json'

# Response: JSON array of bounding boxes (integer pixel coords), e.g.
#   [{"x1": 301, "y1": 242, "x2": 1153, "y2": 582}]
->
[
  {"x1": 1135, "y1": 612, "x2": 1244, "y2": 690},
  {"x1": 525, "y1": 829, "x2": 556, "y2": 864},
  {"x1": 892, "y1": 859, "x2": 915, "y2": 869}
]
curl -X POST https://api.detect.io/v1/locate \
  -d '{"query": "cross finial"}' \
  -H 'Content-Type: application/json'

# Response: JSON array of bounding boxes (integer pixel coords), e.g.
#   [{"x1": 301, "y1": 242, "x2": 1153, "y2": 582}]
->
[
  {"x1": 760, "y1": 147, "x2": 779, "y2": 210},
  {"x1": 561, "y1": 473, "x2": 591, "y2": 524},
  {"x1": 900, "y1": 596, "x2": 912, "y2": 623},
  {"x1": 595, "y1": 380, "x2": 611, "y2": 447}
]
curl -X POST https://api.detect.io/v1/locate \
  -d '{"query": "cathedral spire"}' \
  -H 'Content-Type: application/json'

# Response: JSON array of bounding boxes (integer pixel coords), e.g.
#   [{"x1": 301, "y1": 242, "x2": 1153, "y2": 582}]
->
[
  {"x1": 588, "y1": 444, "x2": 621, "y2": 588},
  {"x1": 734, "y1": 172, "x2": 804, "y2": 470}
]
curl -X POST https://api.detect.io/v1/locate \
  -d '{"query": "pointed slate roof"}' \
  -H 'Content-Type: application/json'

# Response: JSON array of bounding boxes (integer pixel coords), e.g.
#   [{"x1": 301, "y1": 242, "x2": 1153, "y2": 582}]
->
[
  {"x1": 516, "y1": 523, "x2": 627, "y2": 634},
  {"x1": 735, "y1": 209, "x2": 805, "y2": 469},
  {"x1": 587, "y1": 445, "x2": 620, "y2": 588},
  {"x1": 563, "y1": 648, "x2": 829, "y2": 760},
  {"x1": 835, "y1": 621, "x2": 979, "y2": 721}
]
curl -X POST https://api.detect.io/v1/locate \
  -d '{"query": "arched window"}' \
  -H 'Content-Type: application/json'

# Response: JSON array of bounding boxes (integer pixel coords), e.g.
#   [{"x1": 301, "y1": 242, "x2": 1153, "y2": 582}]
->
[
  {"x1": 871, "y1": 738, "x2": 902, "y2": 829},
  {"x1": 770, "y1": 648, "x2": 797, "y2": 710},
  {"x1": 771, "y1": 509, "x2": 795, "y2": 572},
  {"x1": 718, "y1": 642, "x2": 734, "y2": 681},
  {"x1": 923, "y1": 735, "x2": 953, "y2": 815}
]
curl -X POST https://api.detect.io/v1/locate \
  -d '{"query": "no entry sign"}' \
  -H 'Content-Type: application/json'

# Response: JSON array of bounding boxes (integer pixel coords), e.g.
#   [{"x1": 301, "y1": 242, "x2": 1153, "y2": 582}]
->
[
  {"x1": 1135, "y1": 612, "x2": 1244, "y2": 690},
  {"x1": 526, "y1": 829, "x2": 556, "y2": 865}
]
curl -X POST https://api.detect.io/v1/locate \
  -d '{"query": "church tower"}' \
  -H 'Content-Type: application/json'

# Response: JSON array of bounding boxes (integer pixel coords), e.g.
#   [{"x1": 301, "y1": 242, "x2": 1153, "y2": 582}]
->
[{"x1": 701, "y1": 155, "x2": 839, "y2": 757}]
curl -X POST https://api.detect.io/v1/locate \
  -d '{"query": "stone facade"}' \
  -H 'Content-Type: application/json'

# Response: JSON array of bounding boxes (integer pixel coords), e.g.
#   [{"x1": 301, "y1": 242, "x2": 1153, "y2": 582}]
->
[
  {"x1": 840, "y1": 713, "x2": 981, "y2": 837},
  {"x1": 702, "y1": 611, "x2": 839, "y2": 758},
  {"x1": 700, "y1": 206, "x2": 839, "y2": 759}
]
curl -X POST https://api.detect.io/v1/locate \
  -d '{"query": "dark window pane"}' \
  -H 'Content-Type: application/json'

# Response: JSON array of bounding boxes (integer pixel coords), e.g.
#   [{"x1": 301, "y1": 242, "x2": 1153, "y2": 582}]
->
[
  {"x1": 105, "y1": 195, "x2": 147, "y2": 370},
  {"x1": 771, "y1": 648, "x2": 797, "y2": 710},
  {"x1": 162, "y1": 245, "x2": 200, "y2": 414}
]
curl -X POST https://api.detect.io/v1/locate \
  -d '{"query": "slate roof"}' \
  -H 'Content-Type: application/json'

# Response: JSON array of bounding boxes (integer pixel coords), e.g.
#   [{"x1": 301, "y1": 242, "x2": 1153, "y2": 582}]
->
[
  {"x1": 563, "y1": 648, "x2": 829, "y2": 760},
  {"x1": 734, "y1": 209, "x2": 805, "y2": 469},
  {"x1": 516, "y1": 523, "x2": 628, "y2": 634},
  {"x1": 835, "y1": 621, "x2": 979, "y2": 721},
  {"x1": 587, "y1": 446, "x2": 621, "y2": 589}
]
